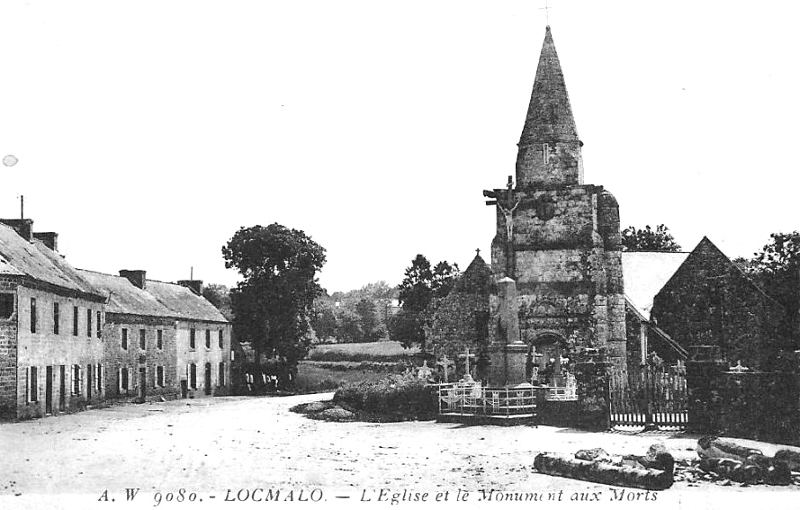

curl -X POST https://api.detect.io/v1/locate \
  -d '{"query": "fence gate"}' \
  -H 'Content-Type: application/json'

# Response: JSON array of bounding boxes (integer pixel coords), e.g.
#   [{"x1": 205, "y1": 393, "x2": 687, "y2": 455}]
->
[{"x1": 609, "y1": 365, "x2": 688, "y2": 429}]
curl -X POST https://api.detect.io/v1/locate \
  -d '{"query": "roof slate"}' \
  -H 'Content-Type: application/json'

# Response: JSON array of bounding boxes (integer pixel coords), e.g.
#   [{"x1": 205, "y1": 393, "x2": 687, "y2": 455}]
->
[
  {"x1": 77, "y1": 270, "x2": 174, "y2": 317},
  {"x1": 519, "y1": 26, "x2": 580, "y2": 145},
  {"x1": 147, "y1": 280, "x2": 228, "y2": 323},
  {"x1": 622, "y1": 251, "x2": 690, "y2": 319},
  {"x1": 0, "y1": 223, "x2": 101, "y2": 296}
]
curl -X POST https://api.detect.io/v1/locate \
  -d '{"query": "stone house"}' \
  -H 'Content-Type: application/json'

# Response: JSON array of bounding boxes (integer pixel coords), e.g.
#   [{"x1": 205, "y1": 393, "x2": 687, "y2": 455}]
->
[
  {"x1": 0, "y1": 220, "x2": 107, "y2": 419},
  {"x1": 77, "y1": 269, "x2": 180, "y2": 401},
  {"x1": 146, "y1": 279, "x2": 232, "y2": 397},
  {"x1": 78, "y1": 270, "x2": 232, "y2": 400}
]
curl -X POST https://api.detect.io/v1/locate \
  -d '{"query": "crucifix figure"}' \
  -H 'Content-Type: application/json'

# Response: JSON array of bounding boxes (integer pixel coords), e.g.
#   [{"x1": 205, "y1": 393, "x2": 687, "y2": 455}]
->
[{"x1": 497, "y1": 176, "x2": 520, "y2": 277}]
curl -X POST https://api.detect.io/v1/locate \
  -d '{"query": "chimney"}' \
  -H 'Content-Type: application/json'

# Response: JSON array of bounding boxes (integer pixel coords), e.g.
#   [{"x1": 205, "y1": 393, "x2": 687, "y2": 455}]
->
[
  {"x1": 119, "y1": 270, "x2": 147, "y2": 290},
  {"x1": 33, "y1": 232, "x2": 59, "y2": 251},
  {"x1": 0, "y1": 219, "x2": 34, "y2": 242},
  {"x1": 178, "y1": 280, "x2": 204, "y2": 296}
]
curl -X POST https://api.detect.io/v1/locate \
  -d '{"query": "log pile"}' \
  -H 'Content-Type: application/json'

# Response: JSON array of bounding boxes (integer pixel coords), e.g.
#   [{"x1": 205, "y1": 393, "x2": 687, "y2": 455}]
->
[{"x1": 695, "y1": 437, "x2": 792, "y2": 486}]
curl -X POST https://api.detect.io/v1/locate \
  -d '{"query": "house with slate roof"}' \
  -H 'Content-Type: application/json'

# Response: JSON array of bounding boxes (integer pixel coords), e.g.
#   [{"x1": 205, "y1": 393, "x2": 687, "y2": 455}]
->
[
  {"x1": 146, "y1": 278, "x2": 232, "y2": 398},
  {"x1": 78, "y1": 269, "x2": 232, "y2": 401},
  {"x1": 0, "y1": 219, "x2": 108, "y2": 419},
  {"x1": 77, "y1": 269, "x2": 181, "y2": 401}
]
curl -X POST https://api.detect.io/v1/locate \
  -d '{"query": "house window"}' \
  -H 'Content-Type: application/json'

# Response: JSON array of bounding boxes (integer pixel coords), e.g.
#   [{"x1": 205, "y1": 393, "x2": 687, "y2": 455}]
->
[
  {"x1": 73, "y1": 306, "x2": 79, "y2": 336},
  {"x1": 139, "y1": 329, "x2": 146, "y2": 350},
  {"x1": 218, "y1": 362, "x2": 225, "y2": 387},
  {"x1": 157, "y1": 330, "x2": 163, "y2": 350},
  {"x1": 218, "y1": 330, "x2": 223, "y2": 349},
  {"x1": 190, "y1": 328, "x2": 196, "y2": 349},
  {"x1": 121, "y1": 328, "x2": 128, "y2": 350},
  {"x1": 53, "y1": 302, "x2": 60, "y2": 335},
  {"x1": 156, "y1": 366, "x2": 164, "y2": 387},
  {"x1": 189, "y1": 363, "x2": 197, "y2": 389},
  {"x1": 97, "y1": 311, "x2": 102, "y2": 338},
  {"x1": 205, "y1": 329, "x2": 211, "y2": 349},
  {"x1": 0, "y1": 293, "x2": 13, "y2": 319},
  {"x1": 30, "y1": 298, "x2": 37, "y2": 333},
  {"x1": 120, "y1": 367, "x2": 129, "y2": 392},
  {"x1": 87, "y1": 309, "x2": 92, "y2": 338},
  {"x1": 29, "y1": 366, "x2": 38, "y2": 402},
  {"x1": 72, "y1": 365, "x2": 82, "y2": 395}
]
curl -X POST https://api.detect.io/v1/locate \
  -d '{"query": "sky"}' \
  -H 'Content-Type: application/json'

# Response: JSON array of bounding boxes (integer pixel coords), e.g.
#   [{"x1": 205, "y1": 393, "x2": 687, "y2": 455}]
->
[{"x1": 1, "y1": 1, "x2": 798, "y2": 294}]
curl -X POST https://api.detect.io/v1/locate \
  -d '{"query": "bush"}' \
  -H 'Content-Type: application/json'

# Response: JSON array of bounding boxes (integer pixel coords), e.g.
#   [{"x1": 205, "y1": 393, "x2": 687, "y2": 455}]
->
[
  {"x1": 308, "y1": 350, "x2": 418, "y2": 363},
  {"x1": 332, "y1": 372, "x2": 436, "y2": 420}
]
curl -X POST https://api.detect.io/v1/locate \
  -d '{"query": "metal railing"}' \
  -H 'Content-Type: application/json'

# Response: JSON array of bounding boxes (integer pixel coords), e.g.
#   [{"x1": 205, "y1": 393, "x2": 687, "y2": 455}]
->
[{"x1": 436, "y1": 383, "x2": 536, "y2": 417}]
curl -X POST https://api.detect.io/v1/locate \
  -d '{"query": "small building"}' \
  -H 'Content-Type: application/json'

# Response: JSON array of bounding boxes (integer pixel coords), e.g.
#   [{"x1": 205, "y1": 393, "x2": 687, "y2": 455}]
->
[{"x1": 0, "y1": 220, "x2": 107, "y2": 419}]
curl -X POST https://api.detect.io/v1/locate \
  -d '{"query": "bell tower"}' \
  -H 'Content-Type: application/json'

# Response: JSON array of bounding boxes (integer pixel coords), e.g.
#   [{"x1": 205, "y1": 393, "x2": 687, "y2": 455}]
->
[{"x1": 485, "y1": 26, "x2": 626, "y2": 384}]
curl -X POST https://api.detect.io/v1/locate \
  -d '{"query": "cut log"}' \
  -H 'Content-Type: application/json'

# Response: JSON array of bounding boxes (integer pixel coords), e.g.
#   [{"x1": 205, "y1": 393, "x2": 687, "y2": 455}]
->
[
  {"x1": 534, "y1": 452, "x2": 674, "y2": 490},
  {"x1": 696, "y1": 437, "x2": 762, "y2": 462},
  {"x1": 774, "y1": 449, "x2": 800, "y2": 473}
]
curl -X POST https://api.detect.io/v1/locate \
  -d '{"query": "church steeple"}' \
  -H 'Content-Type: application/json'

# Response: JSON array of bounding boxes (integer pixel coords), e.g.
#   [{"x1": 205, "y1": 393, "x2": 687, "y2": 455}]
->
[{"x1": 516, "y1": 26, "x2": 584, "y2": 189}]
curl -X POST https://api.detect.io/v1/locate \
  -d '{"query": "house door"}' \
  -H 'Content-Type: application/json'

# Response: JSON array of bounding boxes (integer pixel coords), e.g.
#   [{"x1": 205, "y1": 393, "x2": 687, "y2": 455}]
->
[
  {"x1": 58, "y1": 365, "x2": 66, "y2": 411},
  {"x1": 87, "y1": 364, "x2": 93, "y2": 400},
  {"x1": 138, "y1": 367, "x2": 147, "y2": 400},
  {"x1": 45, "y1": 366, "x2": 53, "y2": 414},
  {"x1": 204, "y1": 363, "x2": 212, "y2": 395}
]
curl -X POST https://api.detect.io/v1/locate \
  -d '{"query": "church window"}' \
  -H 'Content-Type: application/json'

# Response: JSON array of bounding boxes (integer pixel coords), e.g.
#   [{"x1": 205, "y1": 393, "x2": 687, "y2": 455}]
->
[
  {"x1": 543, "y1": 143, "x2": 549, "y2": 164},
  {"x1": 121, "y1": 328, "x2": 128, "y2": 350}
]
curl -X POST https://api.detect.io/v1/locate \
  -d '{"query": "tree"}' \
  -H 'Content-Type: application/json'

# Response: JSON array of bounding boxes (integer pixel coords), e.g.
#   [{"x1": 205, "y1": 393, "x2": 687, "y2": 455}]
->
[
  {"x1": 354, "y1": 298, "x2": 380, "y2": 342},
  {"x1": 390, "y1": 255, "x2": 460, "y2": 349},
  {"x1": 621, "y1": 224, "x2": 681, "y2": 252},
  {"x1": 222, "y1": 223, "x2": 326, "y2": 375},
  {"x1": 310, "y1": 301, "x2": 338, "y2": 342},
  {"x1": 202, "y1": 284, "x2": 233, "y2": 321},
  {"x1": 742, "y1": 231, "x2": 800, "y2": 342}
]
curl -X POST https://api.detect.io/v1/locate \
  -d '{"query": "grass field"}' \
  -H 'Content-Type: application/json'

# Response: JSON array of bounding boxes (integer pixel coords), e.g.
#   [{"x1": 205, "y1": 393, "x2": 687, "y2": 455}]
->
[
  {"x1": 294, "y1": 361, "x2": 402, "y2": 393},
  {"x1": 308, "y1": 341, "x2": 420, "y2": 360},
  {"x1": 296, "y1": 341, "x2": 421, "y2": 393}
]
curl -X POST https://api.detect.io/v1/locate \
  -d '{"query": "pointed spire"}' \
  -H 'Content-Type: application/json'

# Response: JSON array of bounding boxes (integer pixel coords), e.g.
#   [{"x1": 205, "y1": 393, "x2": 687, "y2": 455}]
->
[
  {"x1": 519, "y1": 26, "x2": 579, "y2": 144},
  {"x1": 516, "y1": 26, "x2": 583, "y2": 188}
]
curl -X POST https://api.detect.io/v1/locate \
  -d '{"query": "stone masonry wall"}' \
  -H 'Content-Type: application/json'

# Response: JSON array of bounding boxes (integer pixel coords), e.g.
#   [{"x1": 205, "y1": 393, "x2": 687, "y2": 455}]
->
[
  {"x1": 103, "y1": 314, "x2": 179, "y2": 401},
  {"x1": 0, "y1": 277, "x2": 18, "y2": 419},
  {"x1": 652, "y1": 240, "x2": 785, "y2": 370},
  {"x1": 176, "y1": 320, "x2": 232, "y2": 398},
  {"x1": 15, "y1": 284, "x2": 106, "y2": 419}
]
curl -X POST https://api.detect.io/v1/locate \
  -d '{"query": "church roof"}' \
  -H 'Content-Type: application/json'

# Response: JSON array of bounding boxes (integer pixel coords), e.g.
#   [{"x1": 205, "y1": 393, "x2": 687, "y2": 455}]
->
[
  {"x1": 622, "y1": 251, "x2": 690, "y2": 319},
  {"x1": 519, "y1": 26, "x2": 580, "y2": 145},
  {"x1": 453, "y1": 252, "x2": 492, "y2": 295}
]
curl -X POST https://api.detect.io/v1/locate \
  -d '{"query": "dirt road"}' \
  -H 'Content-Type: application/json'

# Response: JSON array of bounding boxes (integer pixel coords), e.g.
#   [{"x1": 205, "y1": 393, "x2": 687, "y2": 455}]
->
[{"x1": 0, "y1": 393, "x2": 796, "y2": 509}]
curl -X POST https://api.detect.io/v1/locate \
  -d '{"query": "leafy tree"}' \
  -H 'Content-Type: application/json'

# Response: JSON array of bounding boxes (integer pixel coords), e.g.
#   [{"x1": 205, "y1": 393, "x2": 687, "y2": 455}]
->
[
  {"x1": 336, "y1": 308, "x2": 363, "y2": 343},
  {"x1": 222, "y1": 223, "x2": 326, "y2": 374},
  {"x1": 310, "y1": 301, "x2": 338, "y2": 342},
  {"x1": 621, "y1": 224, "x2": 681, "y2": 252},
  {"x1": 202, "y1": 283, "x2": 233, "y2": 321},
  {"x1": 390, "y1": 255, "x2": 460, "y2": 349},
  {"x1": 742, "y1": 231, "x2": 800, "y2": 342},
  {"x1": 354, "y1": 298, "x2": 380, "y2": 342}
]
